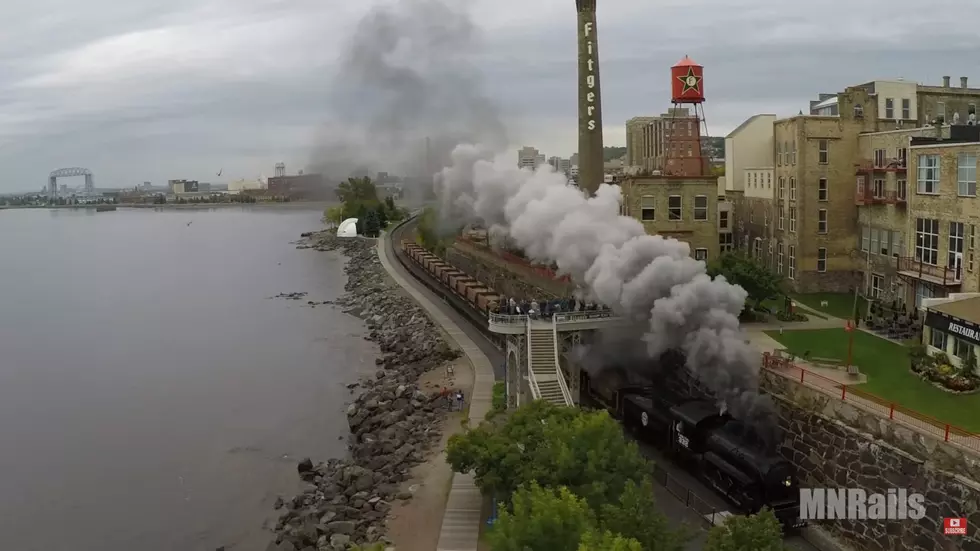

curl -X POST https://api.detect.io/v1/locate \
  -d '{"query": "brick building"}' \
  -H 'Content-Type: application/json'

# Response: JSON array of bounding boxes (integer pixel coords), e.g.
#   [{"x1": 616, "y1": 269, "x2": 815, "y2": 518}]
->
[
  {"x1": 620, "y1": 176, "x2": 720, "y2": 262},
  {"x1": 266, "y1": 173, "x2": 328, "y2": 199},
  {"x1": 624, "y1": 107, "x2": 701, "y2": 175}
]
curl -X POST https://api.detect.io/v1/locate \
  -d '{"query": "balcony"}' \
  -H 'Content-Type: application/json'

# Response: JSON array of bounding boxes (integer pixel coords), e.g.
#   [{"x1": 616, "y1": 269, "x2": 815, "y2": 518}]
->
[
  {"x1": 856, "y1": 160, "x2": 908, "y2": 174},
  {"x1": 855, "y1": 180, "x2": 888, "y2": 205},
  {"x1": 896, "y1": 256, "x2": 963, "y2": 286}
]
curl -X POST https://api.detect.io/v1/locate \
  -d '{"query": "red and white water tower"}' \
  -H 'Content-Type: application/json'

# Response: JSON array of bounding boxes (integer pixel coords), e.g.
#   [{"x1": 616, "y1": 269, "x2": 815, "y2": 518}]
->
[{"x1": 663, "y1": 56, "x2": 710, "y2": 177}]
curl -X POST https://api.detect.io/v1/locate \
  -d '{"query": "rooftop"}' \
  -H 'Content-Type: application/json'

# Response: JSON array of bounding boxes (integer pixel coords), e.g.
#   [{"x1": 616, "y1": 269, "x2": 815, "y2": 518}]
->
[{"x1": 930, "y1": 296, "x2": 980, "y2": 326}]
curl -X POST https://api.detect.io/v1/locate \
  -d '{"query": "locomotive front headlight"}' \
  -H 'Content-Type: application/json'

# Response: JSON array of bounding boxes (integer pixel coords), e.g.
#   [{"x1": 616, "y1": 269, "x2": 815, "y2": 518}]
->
[{"x1": 783, "y1": 478, "x2": 792, "y2": 487}]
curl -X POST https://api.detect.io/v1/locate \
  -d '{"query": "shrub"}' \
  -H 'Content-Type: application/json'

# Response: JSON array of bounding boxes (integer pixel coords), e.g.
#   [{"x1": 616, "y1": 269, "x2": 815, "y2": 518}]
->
[{"x1": 776, "y1": 310, "x2": 809, "y2": 322}]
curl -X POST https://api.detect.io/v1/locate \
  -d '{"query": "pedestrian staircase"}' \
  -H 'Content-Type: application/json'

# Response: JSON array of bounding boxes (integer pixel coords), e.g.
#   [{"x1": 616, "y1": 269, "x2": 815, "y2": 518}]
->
[{"x1": 526, "y1": 319, "x2": 574, "y2": 406}]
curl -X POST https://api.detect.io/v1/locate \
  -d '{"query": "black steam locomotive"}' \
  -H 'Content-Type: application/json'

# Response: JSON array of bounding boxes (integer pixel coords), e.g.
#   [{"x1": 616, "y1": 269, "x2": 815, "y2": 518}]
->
[{"x1": 584, "y1": 370, "x2": 804, "y2": 529}]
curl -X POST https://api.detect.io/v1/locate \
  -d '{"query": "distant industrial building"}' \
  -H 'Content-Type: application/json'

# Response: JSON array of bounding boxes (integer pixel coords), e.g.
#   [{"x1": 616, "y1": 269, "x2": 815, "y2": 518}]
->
[
  {"x1": 517, "y1": 146, "x2": 545, "y2": 170},
  {"x1": 228, "y1": 178, "x2": 266, "y2": 194},
  {"x1": 267, "y1": 173, "x2": 329, "y2": 199}
]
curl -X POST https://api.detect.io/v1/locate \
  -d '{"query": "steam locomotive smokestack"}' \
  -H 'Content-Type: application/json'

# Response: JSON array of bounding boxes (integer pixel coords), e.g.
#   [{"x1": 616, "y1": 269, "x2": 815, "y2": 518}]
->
[{"x1": 576, "y1": 0, "x2": 604, "y2": 195}]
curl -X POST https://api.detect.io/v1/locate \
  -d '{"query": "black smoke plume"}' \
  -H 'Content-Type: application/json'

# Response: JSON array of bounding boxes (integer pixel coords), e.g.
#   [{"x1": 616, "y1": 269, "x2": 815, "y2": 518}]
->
[{"x1": 307, "y1": 0, "x2": 507, "y2": 199}]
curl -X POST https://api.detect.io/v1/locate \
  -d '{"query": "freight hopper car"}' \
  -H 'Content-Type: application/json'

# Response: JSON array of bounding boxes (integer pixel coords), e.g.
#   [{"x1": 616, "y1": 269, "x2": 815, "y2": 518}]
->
[{"x1": 400, "y1": 241, "x2": 503, "y2": 315}]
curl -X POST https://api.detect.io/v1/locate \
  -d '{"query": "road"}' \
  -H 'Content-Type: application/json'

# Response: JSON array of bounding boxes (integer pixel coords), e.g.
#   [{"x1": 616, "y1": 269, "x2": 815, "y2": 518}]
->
[{"x1": 384, "y1": 216, "x2": 820, "y2": 551}]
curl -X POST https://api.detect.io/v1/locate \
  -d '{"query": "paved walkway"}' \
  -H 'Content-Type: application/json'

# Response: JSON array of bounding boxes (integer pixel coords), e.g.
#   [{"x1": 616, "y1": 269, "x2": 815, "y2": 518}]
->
[{"x1": 377, "y1": 232, "x2": 493, "y2": 551}]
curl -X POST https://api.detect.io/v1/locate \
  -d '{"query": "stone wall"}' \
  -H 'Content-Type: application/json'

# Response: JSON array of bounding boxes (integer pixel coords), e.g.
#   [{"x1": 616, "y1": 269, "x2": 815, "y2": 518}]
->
[
  {"x1": 762, "y1": 370, "x2": 980, "y2": 551},
  {"x1": 446, "y1": 240, "x2": 575, "y2": 300}
]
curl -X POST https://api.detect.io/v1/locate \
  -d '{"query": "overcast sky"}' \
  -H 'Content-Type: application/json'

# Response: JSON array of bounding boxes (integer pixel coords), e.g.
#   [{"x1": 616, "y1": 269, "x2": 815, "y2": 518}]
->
[{"x1": 0, "y1": 0, "x2": 976, "y2": 192}]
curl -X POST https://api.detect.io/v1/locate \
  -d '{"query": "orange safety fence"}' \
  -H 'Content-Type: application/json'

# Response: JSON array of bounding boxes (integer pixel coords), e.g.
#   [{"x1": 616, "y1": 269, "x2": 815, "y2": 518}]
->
[
  {"x1": 456, "y1": 236, "x2": 572, "y2": 283},
  {"x1": 761, "y1": 353, "x2": 980, "y2": 454}
]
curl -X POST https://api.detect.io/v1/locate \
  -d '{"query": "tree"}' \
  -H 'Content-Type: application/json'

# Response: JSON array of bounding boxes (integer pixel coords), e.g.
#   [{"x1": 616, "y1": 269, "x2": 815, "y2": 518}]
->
[
  {"x1": 447, "y1": 401, "x2": 651, "y2": 511},
  {"x1": 598, "y1": 478, "x2": 686, "y2": 551},
  {"x1": 363, "y1": 209, "x2": 381, "y2": 237},
  {"x1": 375, "y1": 205, "x2": 388, "y2": 228},
  {"x1": 323, "y1": 206, "x2": 344, "y2": 225},
  {"x1": 578, "y1": 529, "x2": 643, "y2": 551},
  {"x1": 487, "y1": 483, "x2": 595, "y2": 551},
  {"x1": 703, "y1": 509, "x2": 784, "y2": 551},
  {"x1": 384, "y1": 195, "x2": 396, "y2": 212},
  {"x1": 707, "y1": 252, "x2": 783, "y2": 310},
  {"x1": 335, "y1": 176, "x2": 379, "y2": 205}
]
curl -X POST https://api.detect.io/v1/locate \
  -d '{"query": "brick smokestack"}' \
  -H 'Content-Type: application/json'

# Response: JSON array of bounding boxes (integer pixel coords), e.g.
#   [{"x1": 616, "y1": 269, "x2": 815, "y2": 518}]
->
[{"x1": 576, "y1": 0, "x2": 604, "y2": 195}]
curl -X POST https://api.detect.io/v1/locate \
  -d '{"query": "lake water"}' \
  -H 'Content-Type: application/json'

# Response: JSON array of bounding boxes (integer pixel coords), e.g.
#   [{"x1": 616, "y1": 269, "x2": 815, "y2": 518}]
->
[{"x1": 0, "y1": 206, "x2": 376, "y2": 551}]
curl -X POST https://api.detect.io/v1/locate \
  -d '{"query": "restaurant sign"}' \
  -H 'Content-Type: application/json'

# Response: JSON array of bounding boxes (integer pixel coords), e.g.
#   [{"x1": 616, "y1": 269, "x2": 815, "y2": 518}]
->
[{"x1": 925, "y1": 310, "x2": 980, "y2": 347}]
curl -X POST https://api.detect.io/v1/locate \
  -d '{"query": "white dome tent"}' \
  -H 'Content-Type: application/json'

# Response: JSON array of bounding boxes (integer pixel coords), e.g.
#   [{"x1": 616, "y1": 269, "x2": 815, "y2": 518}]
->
[{"x1": 336, "y1": 218, "x2": 358, "y2": 238}]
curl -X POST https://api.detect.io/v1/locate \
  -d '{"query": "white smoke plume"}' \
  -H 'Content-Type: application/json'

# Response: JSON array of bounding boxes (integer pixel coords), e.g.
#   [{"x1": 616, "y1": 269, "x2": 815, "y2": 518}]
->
[{"x1": 435, "y1": 144, "x2": 777, "y2": 434}]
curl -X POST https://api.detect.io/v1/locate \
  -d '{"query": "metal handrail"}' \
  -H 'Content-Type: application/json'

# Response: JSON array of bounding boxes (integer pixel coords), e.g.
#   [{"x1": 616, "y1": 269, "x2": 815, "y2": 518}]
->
[
  {"x1": 552, "y1": 316, "x2": 574, "y2": 406},
  {"x1": 525, "y1": 322, "x2": 543, "y2": 400},
  {"x1": 488, "y1": 313, "x2": 528, "y2": 324},
  {"x1": 552, "y1": 310, "x2": 615, "y2": 322}
]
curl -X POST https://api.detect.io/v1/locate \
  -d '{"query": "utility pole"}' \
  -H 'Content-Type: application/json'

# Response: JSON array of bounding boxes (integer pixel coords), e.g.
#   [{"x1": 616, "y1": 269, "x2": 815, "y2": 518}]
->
[{"x1": 848, "y1": 206, "x2": 872, "y2": 368}]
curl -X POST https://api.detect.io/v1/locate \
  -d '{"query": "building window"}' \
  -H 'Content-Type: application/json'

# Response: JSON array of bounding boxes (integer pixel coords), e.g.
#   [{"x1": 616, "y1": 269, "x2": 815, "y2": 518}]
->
[
  {"x1": 640, "y1": 195, "x2": 655, "y2": 220},
  {"x1": 898, "y1": 147, "x2": 907, "y2": 167},
  {"x1": 767, "y1": 173, "x2": 771, "y2": 187},
  {"x1": 958, "y1": 153, "x2": 977, "y2": 196},
  {"x1": 668, "y1": 195, "x2": 681, "y2": 220},
  {"x1": 818, "y1": 140, "x2": 829, "y2": 164},
  {"x1": 753, "y1": 238, "x2": 762, "y2": 259},
  {"x1": 719, "y1": 210, "x2": 729, "y2": 229},
  {"x1": 778, "y1": 177, "x2": 785, "y2": 200},
  {"x1": 949, "y1": 221, "x2": 965, "y2": 274},
  {"x1": 694, "y1": 248, "x2": 708, "y2": 261},
  {"x1": 897, "y1": 179, "x2": 907, "y2": 201},
  {"x1": 777, "y1": 243, "x2": 784, "y2": 274},
  {"x1": 902, "y1": 98, "x2": 911, "y2": 119},
  {"x1": 788, "y1": 245, "x2": 796, "y2": 280},
  {"x1": 955, "y1": 337, "x2": 973, "y2": 361},
  {"x1": 917, "y1": 155, "x2": 940, "y2": 194},
  {"x1": 971, "y1": 224, "x2": 976, "y2": 251},
  {"x1": 778, "y1": 208, "x2": 784, "y2": 230},
  {"x1": 915, "y1": 218, "x2": 940, "y2": 265},
  {"x1": 789, "y1": 207, "x2": 796, "y2": 233},
  {"x1": 719, "y1": 233, "x2": 734, "y2": 253},
  {"x1": 818, "y1": 209, "x2": 828, "y2": 233},
  {"x1": 885, "y1": 98, "x2": 894, "y2": 119},
  {"x1": 871, "y1": 274, "x2": 884, "y2": 298},
  {"x1": 789, "y1": 177, "x2": 797, "y2": 200},
  {"x1": 817, "y1": 248, "x2": 827, "y2": 272},
  {"x1": 931, "y1": 328, "x2": 947, "y2": 351},
  {"x1": 873, "y1": 178, "x2": 885, "y2": 197},
  {"x1": 818, "y1": 178, "x2": 828, "y2": 201},
  {"x1": 776, "y1": 142, "x2": 782, "y2": 166},
  {"x1": 937, "y1": 102, "x2": 946, "y2": 122},
  {"x1": 891, "y1": 230, "x2": 903, "y2": 258},
  {"x1": 764, "y1": 209, "x2": 768, "y2": 228},
  {"x1": 694, "y1": 195, "x2": 708, "y2": 220},
  {"x1": 874, "y1": 149, "x2": 886, "y2": 167},
  {"x1": 792, "y1": 142, "x2": 797, "y2": 164},
  {"x1": 880, "y1": 229, "x2": 891, "y2": 256},
  {"x1": 861, "y1": 227, "x2": 870, "y2": 252},
  {"x1": 871, "y1": 228, "x2": 880, "y2": 255}
]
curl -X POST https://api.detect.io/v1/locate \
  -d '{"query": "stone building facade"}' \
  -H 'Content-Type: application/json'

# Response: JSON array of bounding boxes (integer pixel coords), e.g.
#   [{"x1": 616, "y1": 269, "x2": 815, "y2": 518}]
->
[
  {"x1": 918, "y1": 76, "x2": 980, "y2": 126},
  {"x1": 771, "y1": 86, "x2": 881, "y2": 293},
  {"x1": 904, "y1": 132, "x2": 980, "y2": 305},
  {"x1": 620, "y1": 176, "x2": 720, "y2": 262},
  {"x1": 854, "y1": 126, "x2": 949, "y2": 307}
]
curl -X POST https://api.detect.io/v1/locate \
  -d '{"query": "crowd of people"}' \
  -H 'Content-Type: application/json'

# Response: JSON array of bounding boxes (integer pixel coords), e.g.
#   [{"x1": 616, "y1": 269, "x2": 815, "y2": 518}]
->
[{"x1": 491, "y1": 296, "x2": 613, "y2": 319}]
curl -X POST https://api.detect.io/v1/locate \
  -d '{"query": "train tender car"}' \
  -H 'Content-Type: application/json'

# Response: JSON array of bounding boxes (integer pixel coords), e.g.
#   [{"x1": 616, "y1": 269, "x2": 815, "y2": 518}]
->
[{"x1": 668, "y1": 400, "x2": 803, "y2": 528}]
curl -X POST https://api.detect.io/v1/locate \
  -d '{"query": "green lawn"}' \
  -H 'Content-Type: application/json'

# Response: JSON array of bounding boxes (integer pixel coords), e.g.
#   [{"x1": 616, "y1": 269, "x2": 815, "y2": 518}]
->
[
  {"x1": 790, "y1": 292, "x2": 867, "y2": 320},
  {"x1": 766, "y1": 328, "x2": 980, "y2": 432}
]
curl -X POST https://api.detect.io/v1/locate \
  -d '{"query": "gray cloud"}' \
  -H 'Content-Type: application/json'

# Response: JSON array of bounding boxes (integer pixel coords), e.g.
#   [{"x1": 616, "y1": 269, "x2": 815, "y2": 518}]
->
[{"x1": 0, "y1": 0, "x2": 977, "y2": 191}]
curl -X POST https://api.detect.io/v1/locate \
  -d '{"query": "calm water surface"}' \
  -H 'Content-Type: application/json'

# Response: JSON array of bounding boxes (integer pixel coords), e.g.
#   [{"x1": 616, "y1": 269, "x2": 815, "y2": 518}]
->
[{"x1": 0, "y1": 206, "x2": 376, "y2": 551}]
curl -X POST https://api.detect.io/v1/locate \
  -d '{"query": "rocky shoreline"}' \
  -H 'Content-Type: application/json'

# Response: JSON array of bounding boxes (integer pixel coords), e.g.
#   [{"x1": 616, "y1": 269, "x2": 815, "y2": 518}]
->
[{"x1": 265, "y1": 232, "x2": 461, "y2": 551}]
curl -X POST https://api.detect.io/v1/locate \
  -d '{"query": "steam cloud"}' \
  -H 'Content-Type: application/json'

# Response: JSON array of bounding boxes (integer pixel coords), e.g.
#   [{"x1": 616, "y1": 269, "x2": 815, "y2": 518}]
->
[
  {"x1": 435, "y1": 146, "x2": 777, "y2": 436},
  {"x1": 307, "y1": 0, "x2": 507, "y2": 197}
]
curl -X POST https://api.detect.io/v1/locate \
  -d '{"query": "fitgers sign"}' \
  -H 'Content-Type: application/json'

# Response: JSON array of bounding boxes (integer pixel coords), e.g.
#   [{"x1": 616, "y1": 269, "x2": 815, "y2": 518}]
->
[{"x1": 925, "y1": 310, "x2": 980, "y2": 347}]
